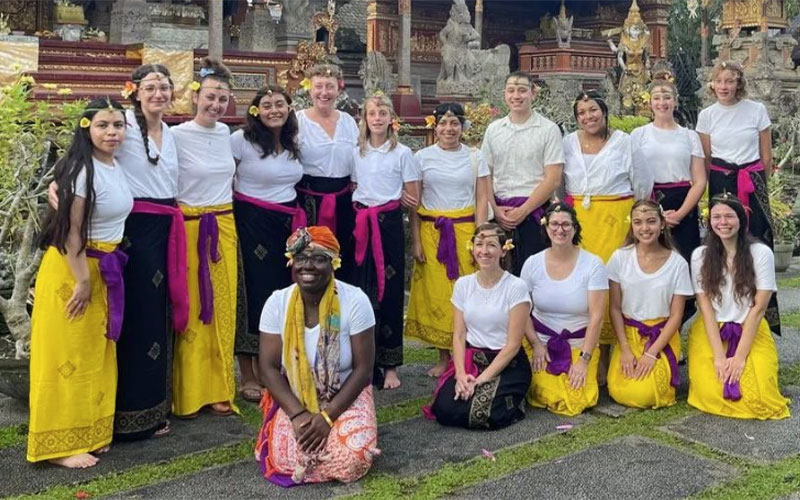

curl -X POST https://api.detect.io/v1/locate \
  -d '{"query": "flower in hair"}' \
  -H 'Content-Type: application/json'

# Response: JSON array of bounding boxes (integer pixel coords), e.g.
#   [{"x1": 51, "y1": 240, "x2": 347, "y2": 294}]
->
[
  {"x1": 424, "y1": 115, "x2": 436, "y2": 128},
  {"x1": 502, "y1": 239, "x2": 515, "y2": 251},
  {"x1": 701, "y1": 207, "x2": 709, "y2": 219},
  {"x1": 466, "y1": 240, "x2": 474, "y2": 251},
  {"x1": 624, "y1": 214, "x2": 631, "y2": 224},
  {"x1": 199, "y1": 67, "x2": 215, "y2": 78},
  {"x1": 338, "y1": 79, "x2": 346, "y2": 92},
  {"x1": 372, "y1": 89, "x2": 385, "y2": 98},
  {"x1": 300, "y1": 78, "x2": 312, "y2": 91},
  {"x1": 121, "y1": 81, "x2": 137, "y2": 99},
  {"x1": 331, "y1": 257, "x2": 342, "y2": 270},
  {"x1": 539, "y1": 216, "x2": 547, "y2": 225},
  {"x1": 707, "y1": 81, "x2": 714, "y2": 90},
  {"x1": 248, "y1": 105, "x2": 260, "y2": 117},
  {"x1": 79, "y1": 117, "x2": 91, "y2": 128},
  {"x1": 189, "y1": 81, "x2": 201, "y2": 92},
  {"x1": 640, "y1": 91, "x2": 651, "y2": 103},
  {"x1": 391, "y1": 118, "x2": 401, "y2": 132}
]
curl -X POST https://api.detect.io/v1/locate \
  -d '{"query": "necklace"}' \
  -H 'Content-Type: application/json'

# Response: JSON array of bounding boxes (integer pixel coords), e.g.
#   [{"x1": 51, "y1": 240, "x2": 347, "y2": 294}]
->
[{"x1": 579, "y1": 131, "x2": 607, "y2": 153}]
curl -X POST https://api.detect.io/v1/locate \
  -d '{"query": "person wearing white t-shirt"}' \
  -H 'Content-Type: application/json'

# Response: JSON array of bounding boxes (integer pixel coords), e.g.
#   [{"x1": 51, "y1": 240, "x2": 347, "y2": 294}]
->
[
  {"x1": 231, "y1": 85, "x2": 305, "y2": 404},
  {"x1": 687, "y1": 194, "x2": 789, "y2": 420},
  {"x1": 295, "y1": 64, "x2": 359, "y2": 283},
  {"x1": 521, "y1": 202, "x2": 607, "y2": 417},
  {"x1": 351, "y1": 94, "x2": 420, "y2": 390},
  {"x1": 406, "y1": 102, "x2": 491, "y2": 378},
  {"x1": 29, "y1": 101, "x2": 133, "y2": 468},
  {"x1": 481, "y1": 71, "x2": 564, "y2": 275},
  {"x1": 256, "y1": 227, "x2": 379, "y2": 485},
  {"x1": 606, "y1": 201, "x2": 694, "y2": 409},
  {"x1": 426, "y1": 223, "x2": 531, "y2": 430},
  {"x1": 631, "y1": 71, "x2": 706, "y2": 264},
  {"x1": 171, "y1": 58, "x2": 238, "y2": 419}
]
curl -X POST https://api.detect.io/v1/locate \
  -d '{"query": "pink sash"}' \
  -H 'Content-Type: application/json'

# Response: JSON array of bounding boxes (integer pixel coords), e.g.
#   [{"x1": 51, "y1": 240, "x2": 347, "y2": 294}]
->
[
  {"x1": 233, "y1": 192, "x2": 307, "y2": 232},
  {"x1": 131, "y1": 201, "x2": 189, "y2": 332},
  {"x1": 709, "y1": 160, "x2": 764, "y2": 216},
  {"x1": 296, "y1": 185, "x2": 351, "y2": 233},
  {"x1": 353, "y1": 200, "x2": 401, "y2": 302}
]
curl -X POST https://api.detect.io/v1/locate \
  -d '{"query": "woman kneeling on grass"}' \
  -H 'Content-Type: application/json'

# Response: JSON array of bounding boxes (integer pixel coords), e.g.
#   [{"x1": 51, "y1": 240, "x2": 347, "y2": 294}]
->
[{"x1": 255, "y1": 226, "x2": 380, "y2": 485}]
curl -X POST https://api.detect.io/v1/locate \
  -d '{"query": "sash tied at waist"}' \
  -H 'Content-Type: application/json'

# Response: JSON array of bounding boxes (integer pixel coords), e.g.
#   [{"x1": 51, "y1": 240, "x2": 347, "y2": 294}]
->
[
  {"x1": 86, "y1": 246, "x2": 129, "y2": 342},
  {"x1": 419, "y1": 212, "x2": 475, "y2": 280},
  {"x1": 719, "y1": 322, "x2": 744, "y2": 401},
  {"x1": 532, "y1": 317, "x2": 586, "y2": 376},
  {"x1": 296, "y1": 184, "x2": 351, "y2": 233},
  {"x1": 709, "y1": 159, "x2": 764, "y2": 218},
  {"x1": 131, "y1": 200, "x2": 189, "y2": 332},
  {"x1": 494, "y1": 196, "x2": 547, "y2": 224},
  {"x1": 353, "y1": 200, "x2": 401, "y2": 302},
  {"x1": 184, "y1": 208, "x2": 233, "y2": 325},
  {"x1": 233, "y1": 191, "x2": 307, "y2": 232},
  {"x1": 622, "y1": 317, "x2": 680, "y2": 388},
  {"x1": 650, "y1": 181, "x2": 692, "y2": 201}
]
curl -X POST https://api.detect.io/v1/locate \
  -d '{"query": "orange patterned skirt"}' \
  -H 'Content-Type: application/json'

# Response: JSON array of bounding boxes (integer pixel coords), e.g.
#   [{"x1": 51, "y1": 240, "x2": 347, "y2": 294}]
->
[{"x1": 255, "y1": 385, "x2": 380, "y2": 486}]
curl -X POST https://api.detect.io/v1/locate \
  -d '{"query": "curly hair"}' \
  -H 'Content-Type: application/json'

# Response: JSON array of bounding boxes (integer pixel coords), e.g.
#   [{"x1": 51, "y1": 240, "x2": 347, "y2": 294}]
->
[
  {"x1": 242, "y1": 85, "x2": 300, "y2": 160},
  {"x1": 707, "y1": 60, "x2": 747, "y2": 101}
]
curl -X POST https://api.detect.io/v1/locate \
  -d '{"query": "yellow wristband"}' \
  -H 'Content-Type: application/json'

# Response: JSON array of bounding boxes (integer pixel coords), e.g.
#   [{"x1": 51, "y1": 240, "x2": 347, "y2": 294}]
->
[{"x1": 319, "y1": 410, "x2": 334, "y2": 428}]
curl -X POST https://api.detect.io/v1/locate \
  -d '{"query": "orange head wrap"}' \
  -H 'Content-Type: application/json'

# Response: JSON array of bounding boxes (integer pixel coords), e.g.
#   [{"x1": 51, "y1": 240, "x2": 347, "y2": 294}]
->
[{"x1": 285, "y1": 226, "x2": 341, "y2": 269}]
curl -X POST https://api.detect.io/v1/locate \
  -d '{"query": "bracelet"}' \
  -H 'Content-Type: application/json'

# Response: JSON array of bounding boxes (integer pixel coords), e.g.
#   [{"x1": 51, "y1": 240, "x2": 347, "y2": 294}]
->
[
  {"x1": 319, "y1": 410, "x2": 334, "y2": 428},
  {"x1": 643, "y1": 351, "x2": 658, "y2": 361},
  {"x1": 289, "y1": 409, "x2": 308, "y2": 421}
]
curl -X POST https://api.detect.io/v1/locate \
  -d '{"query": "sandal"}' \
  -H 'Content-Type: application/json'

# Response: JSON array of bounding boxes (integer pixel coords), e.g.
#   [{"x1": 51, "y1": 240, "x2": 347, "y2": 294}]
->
[
  {"x1": 153, "y1": 420, "x2": 171, "y2": 438},
  {"x1": 239, "y1": 386, "x2": 263, "y2": 403}
]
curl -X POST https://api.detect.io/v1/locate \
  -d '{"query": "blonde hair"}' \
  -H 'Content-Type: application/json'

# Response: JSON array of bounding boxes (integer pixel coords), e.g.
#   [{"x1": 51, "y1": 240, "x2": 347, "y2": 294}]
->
[
  {"x1": 357, "y1": 94, "x2": 399, "y2": 156},
  {"x1": 648, "y1": 69, "x2": 678, "y2": 96},
  {"x1": 305, "y1": 64, "x2": 343, "y2": 81},
  {"x1": 707, "y1": 60, "x2": 747, "y2": 100}
]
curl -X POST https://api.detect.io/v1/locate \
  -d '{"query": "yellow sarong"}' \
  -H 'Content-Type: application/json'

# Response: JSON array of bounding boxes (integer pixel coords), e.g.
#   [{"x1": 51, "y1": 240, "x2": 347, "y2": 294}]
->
[
  {"x1": 573, "y1": 194, "x2": 634, "y2": 344},
  {"x1": 173, "y1": 204, "x2": 239, "y2": 416},
  {"x1": 687, "y1": 317, "x2": 790, "y2": 420},
  {"x1": 27, "y1": 243, "x2": 118, "y2": 462},
  {"x1": 607, "y1": 319, "x2": 681, "y2": 409},
  {"x1": 405, "y1": 207, "x2": 476, "y2": 350},
  {"x1": 527, "y1": 348, "x2": 599, "y2": 417}
]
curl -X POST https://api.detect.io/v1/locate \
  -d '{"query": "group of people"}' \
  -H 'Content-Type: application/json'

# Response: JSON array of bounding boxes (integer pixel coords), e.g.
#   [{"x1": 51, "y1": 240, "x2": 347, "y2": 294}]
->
[{"x1": 26, "y1": 57, "x2": 789, "y2": 488}]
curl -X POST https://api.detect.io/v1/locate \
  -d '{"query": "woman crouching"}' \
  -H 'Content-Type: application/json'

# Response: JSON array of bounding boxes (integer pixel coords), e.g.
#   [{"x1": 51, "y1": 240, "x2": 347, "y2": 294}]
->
[
  {"x1": 426, "y1": 223, "x2": 531, "y2": 429},
  {"x1": 255, "y1": 226, "x2": 379, "y2": 485}
]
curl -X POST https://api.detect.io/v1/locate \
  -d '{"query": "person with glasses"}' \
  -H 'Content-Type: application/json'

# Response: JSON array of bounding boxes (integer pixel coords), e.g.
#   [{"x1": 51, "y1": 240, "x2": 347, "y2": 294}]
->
[
  {"x1": 696, "y1": 60, "x2": 780, "y2": 335},
  {"x1": 606, "y1": 200, "x2": 693, "y2": 409},
  {"x1": 688, "y1": 194, "x2": 789, "y2": 419},
  {"x1": 520, "y1": 202, "x2": 608, "y2": 416},
  {"x1": 256, "y1": 226, "x2": 379, "y2": 486},
  {"x1": 563, "y1": 90, "x2": 652, "y2": 382}
]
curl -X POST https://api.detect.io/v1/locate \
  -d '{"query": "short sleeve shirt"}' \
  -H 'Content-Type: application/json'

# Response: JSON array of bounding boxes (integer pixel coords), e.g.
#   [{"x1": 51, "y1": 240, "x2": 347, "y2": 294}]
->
[
  {"x1": 297, "y1": 110, "x2": 358, "y2": 178},
  {"x1": 630, "y1": 123, "x2": 704, "y2": 184},
  {"x1": 230, "y1": 129, "x2": 303, "y2": 203},
  {"x1": 75, "y1": 158, "x2": 134, "y2": 243},
  {"x1": 415, "y1": 144, "x2": 490, "y2": 210},
  {"x1": 695, "y1": 99, "x2": 771, "y2": 165},
  {"x1": 351, "y1": 141, "x2": 420, "y2": 206},
  {"x1": 173, "y1": 120, "x2": 236, "y2": 206},
  {"x1": 116, "y1": 109, "x2": 179, "y2": 198}
]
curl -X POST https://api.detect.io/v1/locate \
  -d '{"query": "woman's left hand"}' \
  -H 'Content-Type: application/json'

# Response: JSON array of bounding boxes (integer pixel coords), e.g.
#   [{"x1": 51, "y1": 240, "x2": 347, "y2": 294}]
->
[
  {"x1": 400, "y1": 189, "x2": 419, "y2": 209},
  {"x1": 633, "y1": 351, "x2": 656, "y2": 380},
  {"x1": 297, "y1": 413, "x2": 332, "y2": 454},
  {"x1": 568, "y1": 358, "x2": 588, "y2": 390},
  {"x1": 663, "y1": 210, "x2": 682, "y2": 228},
  {"x1": 725, "y1": 355, "x2": 747, "y2": 384},
  {"x1": 531, "y1": 341, "x2": 550, "y2": 373}
]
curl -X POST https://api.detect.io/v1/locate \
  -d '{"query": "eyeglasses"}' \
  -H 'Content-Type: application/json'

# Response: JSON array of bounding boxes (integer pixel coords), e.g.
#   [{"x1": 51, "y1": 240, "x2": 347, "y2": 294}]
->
[
  {"x1": 293, "y1": 253, "x2": 331, "y2": 266},
  {"x1": 139, "y1": 84, "x2": 173, "y2": 95},
  {"x1": 547, "y1": 221, "x2": 574, "y2": 231}
]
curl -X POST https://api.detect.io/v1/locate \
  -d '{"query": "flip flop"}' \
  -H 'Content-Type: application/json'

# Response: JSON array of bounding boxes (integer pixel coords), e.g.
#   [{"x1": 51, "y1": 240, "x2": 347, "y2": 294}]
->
[
  {"x1": 153, "y1": 420, "x2": 171, "y2": 438},
  {"x1": 239, "y1": 386, "x2": 263, "y2": 403}
]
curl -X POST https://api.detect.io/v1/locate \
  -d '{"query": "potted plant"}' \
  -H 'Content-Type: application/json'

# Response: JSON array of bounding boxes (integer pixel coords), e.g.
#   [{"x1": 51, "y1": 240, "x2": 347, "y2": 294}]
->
[
  {"x1": 0, "y1": 68, "x2": 85, "y2": 399},
  {"x1": 769, "y1": 172, "x2": 797, "y2": 272}
]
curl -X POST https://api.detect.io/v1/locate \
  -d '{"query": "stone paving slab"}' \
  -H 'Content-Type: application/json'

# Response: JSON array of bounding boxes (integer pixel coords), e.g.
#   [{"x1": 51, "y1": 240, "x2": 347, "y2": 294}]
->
[
  {"x1": 0, "y1": 395, "x2": 27, "y2": 427},
  {"x1": 665, "y1": 386, "x2": 800, "y2": 462},
  {"x1": 450, "y1": 435, "x2": 736, "y2": 500},
  {"x1": 373, "y1": 364, "x2": 434, "y2": 408},
  {"x1": 777, "y1": 288, "x2": 800, "y2": 314},
  {"x1": 0, "y1": 412, "x2": 252, "y2": 497},
  {"x1": 103, "y1": 460, "x2": 357, "y2": 500}
]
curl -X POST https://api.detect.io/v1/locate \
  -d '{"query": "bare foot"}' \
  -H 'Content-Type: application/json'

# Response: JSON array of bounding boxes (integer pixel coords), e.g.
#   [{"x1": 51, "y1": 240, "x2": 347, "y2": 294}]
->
[
  {"x1": 383, "y1": 368, "x2": 401, "y2": 390},
  {"x1": 209, "y1": 402, "x2": 234, "y2": 416},
  {"x1": 92, "y1": 445, "x2": 110, "y2": 455},
  {"x1": 427, "y1": 359, "x2": 448, "y2": 378},
  {"x1": 48, "y1": 453, "x2": 99, "y2": 469}
]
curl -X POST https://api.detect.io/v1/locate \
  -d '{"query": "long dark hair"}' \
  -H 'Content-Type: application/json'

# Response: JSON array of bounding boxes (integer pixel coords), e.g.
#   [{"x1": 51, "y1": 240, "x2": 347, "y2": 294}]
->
[
  {"x1": 40, "y1": 98, "x2": 127, "y2": 253},
  {"x1": 622, "y1": 199, "x2": 674, "y2": 249},
  {"x1": 572, "y1": 90, "x2": 610, "y2": 140},
  {"x1": 699, "y1": 195, "x2": 757, "y2": 304},
  {"x1": 130, "y1": 64, "x2": 173, "y2": 166},
  {"x1": 242, "y1": 85, "x2": 300, "y2": 160},
  {"x1": 541, "y1": 201, "x2": 582, "y2": 246}
]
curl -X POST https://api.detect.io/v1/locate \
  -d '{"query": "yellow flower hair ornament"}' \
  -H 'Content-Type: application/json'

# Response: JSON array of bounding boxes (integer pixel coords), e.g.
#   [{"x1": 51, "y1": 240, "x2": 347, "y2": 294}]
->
[
  {"x1": 466, "y1": 239, "x2": 474, "y2": 251},
  {"x1": 121, "y1": 81, "x2": 137, "y2": 99},
  {"x1": 424, "y1": 115, "x2": 436, "y2": 129},
  {"x1": 284, "y1": 251, "x2": 294, "y2": 267},
  {"x1": 248, "y1": 105, "x2": 260, "y2": 117},
  {"x1": 79, "y1": 117, "x2": 91, "y2": 129},
  {"x1": 300, "y1": 78, "x2": 312, "y2": 91},
  {"x1": 701, "y1": 207, "x2": 709, "y2": 219},
  {"x1": 189, "y1": 81, "x2": 201, "y2": 92},
  {"x1": 539, "y1": 216, "x2": 547, "y2": 225},
  {"x1": 391, "y1": 118, "x2": 401, "y2": 132},
  {"x1": 502, "y1": 239, "x2": 515, "y2": 251},
  {"x1": 331, "y1": 257, "x2": 342, "y2": 270},
  {"x1": 624, "y1": 214, "x2": 632, "y2": 224}
]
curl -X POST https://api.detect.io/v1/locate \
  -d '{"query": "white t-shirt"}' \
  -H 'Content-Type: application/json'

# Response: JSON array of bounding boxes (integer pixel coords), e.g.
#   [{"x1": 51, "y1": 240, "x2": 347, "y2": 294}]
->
[
  {"x1": 607, "y1": 246, "x2": 694, "y2": 321},
  {"x1": 351, "y1": 141, "x2": 420, "y2": 206},
  {"x1": 451, "y1": 272, "x2": 531, "y2": 350},
  {"x1": 695, "y1": 99, "x2": 771, "y2": 165},
  {"x1": 297, "y1": 109, "x2": 358, "y2": 178},
  {"x1": 173, "y1": 120, "x2": 236, "y2": 206},
  {"x1": 75, "y1": 158, "x2": 134, "y2": 243},
  {"x1": 229, "y1": 129, "x2": 303, "y2": 203},
  {"x1": 415, "y1": 144, "x2": 490, "y2": 211},
  {"x1": 481, "y1": 112, "x2": 564, "y2": 199},
  {"x1": 630, "y1": 123, "x2": 704, "y2": 184},
  {"x1": 563, "y1": 130, "x2": 653, "y2": 200},
  {"x1": 115, "y1": 109, "x2": 179, "y2": 199},
  {"x1": 521, "y1": 249, "x2": 609, "y2": 348},
  {"x1": 691, "y1": 243, "x2": 777, "y2": 324}
]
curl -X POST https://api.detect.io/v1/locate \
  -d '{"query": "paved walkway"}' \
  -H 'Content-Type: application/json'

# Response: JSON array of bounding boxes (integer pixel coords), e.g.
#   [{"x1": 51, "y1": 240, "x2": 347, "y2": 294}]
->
[{"x1": 2, "y1": 264, "x2": 800, "y2": 499}]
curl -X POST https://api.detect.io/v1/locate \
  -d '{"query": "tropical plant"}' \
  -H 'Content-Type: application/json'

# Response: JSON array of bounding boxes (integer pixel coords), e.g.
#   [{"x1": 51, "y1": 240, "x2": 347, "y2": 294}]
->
[
  {"x1": 769, "y1": 171, "x2": 798, "y2": 245},
  {"x1": 609, "y1": 115, "x2": 650, "y2": 134},
  {"x1": 0, "y1": 69, "x2": 86, "y2": 359},
  {"x1": 462, "y1": 102, "x2": 501, "y2": 147}
]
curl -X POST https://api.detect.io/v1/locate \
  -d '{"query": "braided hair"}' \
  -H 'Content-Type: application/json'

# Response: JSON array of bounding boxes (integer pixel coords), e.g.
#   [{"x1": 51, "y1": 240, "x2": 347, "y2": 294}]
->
[{"x1": 130, "y1": 64, "x2": 173, "y2": 165}]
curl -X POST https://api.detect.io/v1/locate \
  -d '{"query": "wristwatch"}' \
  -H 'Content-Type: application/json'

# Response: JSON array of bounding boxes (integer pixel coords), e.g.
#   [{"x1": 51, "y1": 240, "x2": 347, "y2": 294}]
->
[{"x1": 578, "y1": 350, "x2": 592, "y2": 362}]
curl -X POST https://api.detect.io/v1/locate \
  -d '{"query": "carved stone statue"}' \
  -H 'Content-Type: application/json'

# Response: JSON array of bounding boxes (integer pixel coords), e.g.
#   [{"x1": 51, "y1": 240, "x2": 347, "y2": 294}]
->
[
  {"x1": 436, "y1": 0, "x2": 510, "y2": 96},
  {"x1": 605, "y1": 0, "x2": 651, "y2": 116},
  {"x1": 282, "y1": 0, "x2": 312, "y2": 34},
  {"x1": 359, "y1": 51, "x2": 395, "y2": 95},
  {"x1": 555, "y1": 1, "x2": 573, "y2": 49}
]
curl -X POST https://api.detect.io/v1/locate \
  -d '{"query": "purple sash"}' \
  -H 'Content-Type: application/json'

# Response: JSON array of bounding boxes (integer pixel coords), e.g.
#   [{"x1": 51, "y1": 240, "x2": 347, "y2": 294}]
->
[
  {"x1": 86, "y1": 247, "x2": 129, "y2": 342},
  {"x1": 622, "y1": 317, "x2": 680, "y2": 387},
  {"x1": 719, "y1": 322, "x2": 743, "y2": 401},
  {"x1": 494, "y1": 196, "x2": 547, "y2": 224},
  {"x1": 419, "y1": 213, "x2": 475, "y2": 280},
  {"x1": 184, "y1": 209, "x2": 232, "y2": 324},
  {"x1": 532, "y1": 317, "x2": 586, "y2": 376}
]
